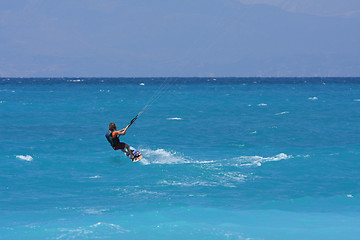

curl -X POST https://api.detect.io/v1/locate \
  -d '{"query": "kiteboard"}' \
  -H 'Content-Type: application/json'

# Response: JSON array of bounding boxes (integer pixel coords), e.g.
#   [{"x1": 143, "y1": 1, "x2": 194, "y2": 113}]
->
[{"x1": 125, "y1": 146, "x2": 143, "y2": 162}]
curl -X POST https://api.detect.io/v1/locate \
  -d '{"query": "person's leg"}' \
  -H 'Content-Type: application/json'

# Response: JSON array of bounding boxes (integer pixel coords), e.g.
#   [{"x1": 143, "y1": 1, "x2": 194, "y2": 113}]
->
[
  {"x1": 124, "y1": 143, "x2": 134, "y2": 159},
  {"x1": 115, "y1": 143, "x2": 134, "y2": 159}
]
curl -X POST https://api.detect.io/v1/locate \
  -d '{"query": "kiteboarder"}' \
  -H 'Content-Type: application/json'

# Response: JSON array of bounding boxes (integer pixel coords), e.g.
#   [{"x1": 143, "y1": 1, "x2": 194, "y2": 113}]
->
[{"x1": 105, "y1": 122, "x2": 135, "y2": 159}]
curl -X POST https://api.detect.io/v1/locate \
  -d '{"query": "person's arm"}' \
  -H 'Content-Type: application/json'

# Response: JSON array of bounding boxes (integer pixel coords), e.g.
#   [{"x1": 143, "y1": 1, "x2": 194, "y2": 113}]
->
[{"x1": 113, "y1": 125, "x2": 130, "y2": 136}]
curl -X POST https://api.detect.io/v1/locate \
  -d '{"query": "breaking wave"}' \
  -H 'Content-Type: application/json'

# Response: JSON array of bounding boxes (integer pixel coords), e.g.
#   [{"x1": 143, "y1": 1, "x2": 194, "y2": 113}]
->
[
  {"x1": 16, "y1": 155, "x2": 33, "y2": 161},
  {"x1": 232, "y1": 153, "x2": 293, "y2": 167}
]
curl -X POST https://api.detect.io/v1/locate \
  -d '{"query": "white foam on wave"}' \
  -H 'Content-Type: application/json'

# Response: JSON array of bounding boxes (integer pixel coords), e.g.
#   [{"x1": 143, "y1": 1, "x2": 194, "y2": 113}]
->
[
  {"x1": 16, "y1": 155, "x2": 33, "y2": 161},
  {"x1": 91, "y1": 222, "x2": 129, "y2": 232},
  {"x1": 354, "y1": 99, "x2": 360, "y2": 102},
  {"x1": 129, "y1": 189, "x2": 166, "y2": 196},
  {"x1": 275, "y1": 111, "x2": 289, "y2": 115},
  {"x1": 193, "y1": 160, "x2": 216, "y2": 164},
  {"x1": 111, "y1": 186, "x2": 166, "y2": 197},
  {"x1": 308, "y1": 97, "x2": 318, "y2": 100},
  {"x1": 233, "y1": 153, "x2": 292, "y2": 167},
  {"x1": 67, "y1": 79, "x2": 83, "y2": 82},
  {"x1": 140, "y1": 148, "x2": 190, "y2": 164},
  {"x1": 166, "y1": 117, "x2": 182, "y2": 120},
  {"x1": 139, "y1": 82, "x2": 145, "y2": 86},
  {"x1": 56, "y1": 222, "x2": 129, "y2": 239},
  {"x1": 89, "y1": 175, "x2": 101, "y2": 179},
  {"x1": 208, "y1": 171, "x2": 249, "y2": 187},
  {"x1": 83, "y1": 208, "x2": 108, "y2": 214},
  {"x1": 222, "y1": 172, "x2": 247, "y2": 182},
  {"x1": 257, "y1": 103, "x2": 267, "y2": 106},
  {"x1": 158, "y1": 170, "x2": 249, "y2": 188},
  {"x1": 159, "y1": 180, "x2": 217, "y2": 187}
]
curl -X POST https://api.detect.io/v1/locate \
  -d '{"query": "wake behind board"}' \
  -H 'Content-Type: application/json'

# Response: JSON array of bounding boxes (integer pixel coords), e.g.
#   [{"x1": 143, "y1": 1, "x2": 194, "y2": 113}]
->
[{"x1": 125, "y1": 146, "x2": 143, "y2": 162}]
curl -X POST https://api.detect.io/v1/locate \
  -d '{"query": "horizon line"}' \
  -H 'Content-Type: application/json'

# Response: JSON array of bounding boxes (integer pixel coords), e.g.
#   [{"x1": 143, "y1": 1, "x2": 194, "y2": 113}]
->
[{"x1": 1, "y1": 76, "x2": 360, "y2": 79}]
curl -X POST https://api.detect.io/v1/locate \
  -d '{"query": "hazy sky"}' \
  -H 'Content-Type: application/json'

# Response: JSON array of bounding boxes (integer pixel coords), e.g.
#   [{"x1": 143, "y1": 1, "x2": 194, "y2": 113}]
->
[
  {"x1": 0, "y1": 0, "x2": 359, "y2": 77},
  {"x1": 238, "y1": 0, "x2": 360, "y2": 17}
]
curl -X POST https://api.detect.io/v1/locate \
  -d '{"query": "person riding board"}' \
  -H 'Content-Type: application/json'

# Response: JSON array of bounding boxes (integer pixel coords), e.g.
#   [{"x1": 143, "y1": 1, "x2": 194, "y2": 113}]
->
[{"x1": 106, "y1": 122, "x2": 135, "y2": 160}]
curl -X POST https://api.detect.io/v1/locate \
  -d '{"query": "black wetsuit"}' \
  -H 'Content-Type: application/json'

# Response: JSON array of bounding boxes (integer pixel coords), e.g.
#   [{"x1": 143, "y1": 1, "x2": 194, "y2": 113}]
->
[{"x1": 105, "y1": 131, "x2": 125, "y2": 150}]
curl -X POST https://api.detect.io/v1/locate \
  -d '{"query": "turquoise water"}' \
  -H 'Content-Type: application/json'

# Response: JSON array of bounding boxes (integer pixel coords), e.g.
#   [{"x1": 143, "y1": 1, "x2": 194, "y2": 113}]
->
[{"x1": 1, "y1": 78, "x2": 360, "y2": 239}]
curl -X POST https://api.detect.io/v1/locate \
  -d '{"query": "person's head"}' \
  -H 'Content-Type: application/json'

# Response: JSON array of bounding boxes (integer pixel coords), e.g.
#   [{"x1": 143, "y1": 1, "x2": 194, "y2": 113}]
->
[{"x1": 109, "y1": 122, "x2": 117, "y2": 131}]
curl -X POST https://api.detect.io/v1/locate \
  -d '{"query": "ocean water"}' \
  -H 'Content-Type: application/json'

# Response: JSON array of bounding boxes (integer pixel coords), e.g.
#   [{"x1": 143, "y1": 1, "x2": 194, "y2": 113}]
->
[{"x1": 1, "y1": 77, "x2": 360, "y2": 239}]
